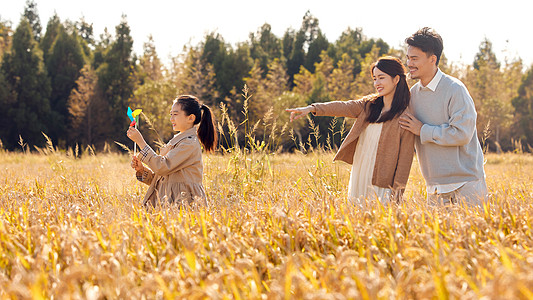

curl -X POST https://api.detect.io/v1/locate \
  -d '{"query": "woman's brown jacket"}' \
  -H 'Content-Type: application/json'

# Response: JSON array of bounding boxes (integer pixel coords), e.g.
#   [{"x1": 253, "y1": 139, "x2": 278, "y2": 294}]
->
[{"x1": 312, "y1": 99, "x2": 415, "y2": 190}]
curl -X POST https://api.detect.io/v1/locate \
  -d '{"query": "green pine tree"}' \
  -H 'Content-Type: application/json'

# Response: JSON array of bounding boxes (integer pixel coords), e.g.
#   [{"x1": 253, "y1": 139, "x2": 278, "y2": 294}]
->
[
  {"x1": 67, "y1": 64, "x2": 111, "y2": 148},
  {"x1": 46, "y1": 26, "x2": 86, "y2": 145},
  {"x1": 92, "y1": 27, "x2": 112, "y2": 71},
  {"x1": 1, "y1": 19, "x2": 51, "y2": 149},
  {"x1": 286, "y1": 29, "x2": 305, "y2": 86},
  {"x1": 0, "y1": 69, "x2": 16, "y2": 148},
  {"x1": 96, "y1": 16, "x2": 136, "y2": 144},
  {"x1": 138, "y1": 35, "x2": 162, "y2": 83},
  {"x1": 330, "y1": 53, "x2": 355, "y2": 100},
  {"x1": 331, "y1": 28, "x2": 363, "y2": 77},
  {"x1": 177, "y1": 46, "x2": 218, "y2": 108},
  {"x1": 0, "y1": 19, "x2": 13, "y2": 60},
  {"x1": 511, "y1": 67, "x2": 533, "y2": 149},
  {"x1": 130, "y1": 37, "x2": 176, "y2": 145},
  {"x1": 249, "y1": 23, "x2": 282, "y2": 76},
  {"x1": 200, "y1": 32, "x2": 252, "y2": 105},
  {"x1": 75, "y1": 16, "x2": 95, "y2": 48},
  {"x1": 40, "y1": 13, "x2": 61, "y2": 62},
  {"x1": 23, "y1": 0, "x2": 42, "y2": 42}
]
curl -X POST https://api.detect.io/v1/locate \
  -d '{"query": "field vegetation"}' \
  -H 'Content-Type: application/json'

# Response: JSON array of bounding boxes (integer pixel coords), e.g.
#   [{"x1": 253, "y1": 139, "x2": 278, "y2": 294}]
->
[{"x1": 1, "y1": 130, "x2": 532, "y2": 299}]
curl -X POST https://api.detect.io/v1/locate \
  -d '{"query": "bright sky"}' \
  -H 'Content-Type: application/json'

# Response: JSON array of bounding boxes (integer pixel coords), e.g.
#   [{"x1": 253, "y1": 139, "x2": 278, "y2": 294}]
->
[{"x1": 2, "y1": 0, "x2": 531, "y2": 68}]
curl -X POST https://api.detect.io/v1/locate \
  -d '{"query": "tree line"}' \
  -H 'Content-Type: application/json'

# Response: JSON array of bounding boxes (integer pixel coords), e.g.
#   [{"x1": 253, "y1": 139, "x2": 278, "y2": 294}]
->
[{"x1": 1, "y1": 1, "x2": 532, "y2": 152}]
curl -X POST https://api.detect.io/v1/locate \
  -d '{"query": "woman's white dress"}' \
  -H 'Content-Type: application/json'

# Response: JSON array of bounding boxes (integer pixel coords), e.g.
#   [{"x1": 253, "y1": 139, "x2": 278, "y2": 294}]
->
[{"x1": 347, "y1": 123, "x2": 392, "y2": 205}]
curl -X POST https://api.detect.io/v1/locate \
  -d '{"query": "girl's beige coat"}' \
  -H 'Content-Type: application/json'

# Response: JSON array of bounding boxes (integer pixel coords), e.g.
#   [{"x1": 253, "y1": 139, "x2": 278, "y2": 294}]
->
[{"x1": 136, "y1": 127, "x2": 207, "y2": 207}]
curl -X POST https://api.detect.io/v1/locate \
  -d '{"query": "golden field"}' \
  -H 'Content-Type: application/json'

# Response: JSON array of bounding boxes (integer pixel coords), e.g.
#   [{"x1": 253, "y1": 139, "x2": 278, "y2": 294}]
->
[{"x1": 0, "y1": 146, "x2": 532, "y2": 299}]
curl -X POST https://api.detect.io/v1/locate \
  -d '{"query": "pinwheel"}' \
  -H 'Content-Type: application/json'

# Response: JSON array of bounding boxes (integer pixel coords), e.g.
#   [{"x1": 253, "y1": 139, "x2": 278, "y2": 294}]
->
[
  {"x1": 127, "y1": 107, "x2": 142, "y2": 127},
  {"x1": 127, "y1": 107, "x2": 143, "y2": 154}
]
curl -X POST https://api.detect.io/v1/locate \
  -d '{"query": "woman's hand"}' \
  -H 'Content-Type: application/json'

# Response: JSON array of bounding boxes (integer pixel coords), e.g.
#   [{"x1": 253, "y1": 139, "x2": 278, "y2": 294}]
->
[
  {"x1": 131, "y1": 156, "x2": 143, "y2": 172},
  {"x1": 285, "y1": 106, "x2": 315, "y2": 122},
  {"x1": 126, "y1": 127, "x2": 148, "y2": 148}
]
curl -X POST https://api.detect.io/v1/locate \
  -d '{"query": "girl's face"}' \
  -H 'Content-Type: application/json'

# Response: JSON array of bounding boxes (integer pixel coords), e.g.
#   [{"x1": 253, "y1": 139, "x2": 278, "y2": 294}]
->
[
  {"x1": 373, "y1": 67, "x2": 399, "y2": 99},
  {"x1": 170, "y1": 103, "x2": 195, "y2": 132}
]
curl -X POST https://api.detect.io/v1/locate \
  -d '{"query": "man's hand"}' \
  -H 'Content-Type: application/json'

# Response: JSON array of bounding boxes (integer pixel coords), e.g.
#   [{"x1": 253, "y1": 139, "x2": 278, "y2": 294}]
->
[{"x1": 399, "y1": 112, "x2": 423, "y2": 136}]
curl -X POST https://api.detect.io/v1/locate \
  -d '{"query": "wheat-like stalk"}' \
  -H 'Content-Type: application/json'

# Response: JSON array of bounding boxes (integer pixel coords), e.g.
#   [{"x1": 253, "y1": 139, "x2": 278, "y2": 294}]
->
[
  {"x1": 114, "y1": 141, "x2": 132, "y2": 156},
  {"x1": 141, "y1": 111, "x2": 164, "y2": 147}
]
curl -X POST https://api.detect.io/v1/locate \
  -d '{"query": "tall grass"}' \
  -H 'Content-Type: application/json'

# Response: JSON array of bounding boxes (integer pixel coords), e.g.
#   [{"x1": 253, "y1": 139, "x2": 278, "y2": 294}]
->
[{"x1": 1, "y1": 91, "x2": 532, "y2": 299}]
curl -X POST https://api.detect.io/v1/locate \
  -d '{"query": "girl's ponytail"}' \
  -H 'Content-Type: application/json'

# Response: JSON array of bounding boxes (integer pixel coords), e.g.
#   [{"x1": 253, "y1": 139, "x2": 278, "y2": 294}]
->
[
  {"x1": 198, "y1": 104, "x2": 217, "y2": 152},
  {"x1": 174, "y1": 95, "x2": 218, "y2": 152}
]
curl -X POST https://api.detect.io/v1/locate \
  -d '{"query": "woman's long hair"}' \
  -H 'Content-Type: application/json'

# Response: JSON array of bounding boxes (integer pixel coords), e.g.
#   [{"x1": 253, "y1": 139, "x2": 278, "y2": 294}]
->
[
  {"x1": 365, "y1": 56, "x2": 410, "y2": 123},
  {"x1": 174, "y1": 95, "x2": 218, "y2": 152}
]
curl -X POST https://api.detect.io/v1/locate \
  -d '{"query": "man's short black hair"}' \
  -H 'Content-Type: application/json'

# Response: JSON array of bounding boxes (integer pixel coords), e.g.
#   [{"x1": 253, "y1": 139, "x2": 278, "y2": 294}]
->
[{"x1": 406, "y1": 27, "x2": 443, "y2": 66}]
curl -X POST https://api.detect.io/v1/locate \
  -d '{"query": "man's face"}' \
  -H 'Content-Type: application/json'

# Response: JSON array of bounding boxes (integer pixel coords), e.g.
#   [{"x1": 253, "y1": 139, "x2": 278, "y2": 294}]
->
[{"x1": 406, "y1": 46, "x2": 436, "y2": 83}]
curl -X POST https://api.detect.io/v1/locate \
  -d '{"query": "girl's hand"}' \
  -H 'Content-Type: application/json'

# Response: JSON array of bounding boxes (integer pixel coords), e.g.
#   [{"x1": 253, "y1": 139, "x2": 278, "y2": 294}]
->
[
  {"x1": 285, "y1": 106, "x2": 315, "y2": 122},
  {"x1": 131, "y1": 156, "x2": 143, "y2": 172},
  {"x1": 126, "y1": 127, "x2": 148, "y2": 148}
]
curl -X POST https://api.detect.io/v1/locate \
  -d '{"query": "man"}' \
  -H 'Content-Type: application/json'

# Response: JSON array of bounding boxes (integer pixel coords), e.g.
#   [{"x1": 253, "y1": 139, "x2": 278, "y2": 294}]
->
[{"x1": 399, "y1": 27, "x2": 487, "y2": 206}]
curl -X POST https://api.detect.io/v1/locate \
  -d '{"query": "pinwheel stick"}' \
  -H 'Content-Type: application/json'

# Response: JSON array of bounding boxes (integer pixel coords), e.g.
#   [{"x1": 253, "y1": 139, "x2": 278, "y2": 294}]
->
[{"x1": 134, "y1": 117, "x2": 138, "y2": 155}]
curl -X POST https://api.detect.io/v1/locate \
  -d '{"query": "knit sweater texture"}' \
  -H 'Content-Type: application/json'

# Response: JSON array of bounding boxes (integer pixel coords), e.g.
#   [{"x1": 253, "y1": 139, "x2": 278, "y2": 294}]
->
[{"x1": 410, "y1": 71, "x2": 485, "y2": 185}]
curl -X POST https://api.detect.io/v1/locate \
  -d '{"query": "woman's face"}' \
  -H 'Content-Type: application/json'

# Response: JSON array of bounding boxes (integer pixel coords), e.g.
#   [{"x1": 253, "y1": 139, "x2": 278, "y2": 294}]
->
[
  {"x1": 169, "y1": 103, "x2": 194, "y2": 132},
  {"x1": 373, "y1": 67, "x2": 398, "y2": 99}
]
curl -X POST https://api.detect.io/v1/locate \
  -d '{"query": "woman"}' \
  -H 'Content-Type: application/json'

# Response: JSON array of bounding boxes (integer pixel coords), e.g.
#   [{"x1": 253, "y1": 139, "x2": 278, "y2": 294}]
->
[
  {"x1": 286, "y1": 56, "x2": 414, "y2": 204},
  {"x1": 127, "y1": 95, "x2": 217, "y2": 208}
]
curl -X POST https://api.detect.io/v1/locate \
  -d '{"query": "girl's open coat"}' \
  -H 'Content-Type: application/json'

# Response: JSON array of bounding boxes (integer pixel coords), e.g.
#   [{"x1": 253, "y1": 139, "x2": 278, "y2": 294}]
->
[{"x1": 136, "y1": 126, "x2": 207, "y2": 207}]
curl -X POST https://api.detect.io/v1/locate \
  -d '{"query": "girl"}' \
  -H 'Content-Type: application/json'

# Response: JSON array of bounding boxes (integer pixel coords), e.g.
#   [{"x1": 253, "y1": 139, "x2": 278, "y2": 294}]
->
[
  {"x1": 286, "y1": 56, "x2": 414, "y2": 204},
  {"x1": 127, "y1": 95, "x2": 217, "y2": 208}
]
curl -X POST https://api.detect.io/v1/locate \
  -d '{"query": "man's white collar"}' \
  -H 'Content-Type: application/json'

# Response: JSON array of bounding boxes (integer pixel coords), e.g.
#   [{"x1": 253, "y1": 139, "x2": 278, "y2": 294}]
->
[{"x1": 419, "y1": 68, "x2": 443, "y2": 92}]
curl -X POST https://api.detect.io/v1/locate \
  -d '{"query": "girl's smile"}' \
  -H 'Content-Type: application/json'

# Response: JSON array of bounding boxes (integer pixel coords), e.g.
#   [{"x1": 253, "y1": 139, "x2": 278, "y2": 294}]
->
[{"x1": 170, "y1": 104, "x2": 195, "y2": 132}]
